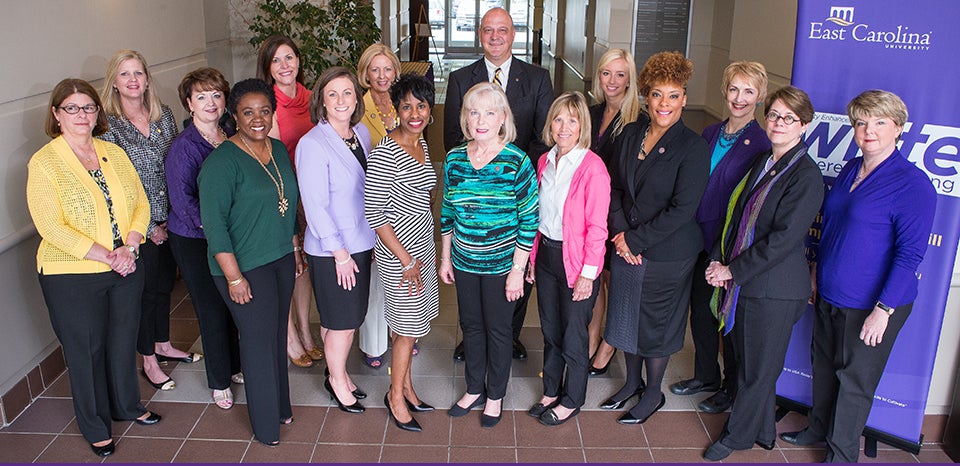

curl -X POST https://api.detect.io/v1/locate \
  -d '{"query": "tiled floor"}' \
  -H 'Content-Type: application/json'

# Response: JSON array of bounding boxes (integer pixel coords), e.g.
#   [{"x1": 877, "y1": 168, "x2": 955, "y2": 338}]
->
[
  {"x1": 1, "y1": 55, "x2": 954, "y2": 463},
  {"x1": 0, "y1": 277, "x2": 953, "y2": 463}
]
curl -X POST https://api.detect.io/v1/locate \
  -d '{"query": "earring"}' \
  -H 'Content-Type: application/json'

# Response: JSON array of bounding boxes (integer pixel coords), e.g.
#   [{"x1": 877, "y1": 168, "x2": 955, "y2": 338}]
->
[
  {"x1": 428, "y1": 115, "x2": 435, "y2": 125},
  {"x1": 190, "y1": 111, "x2": 195, "y2": 117},
  {"x1": 757, "y1": 102, "x2": 762, "y2": 107}
]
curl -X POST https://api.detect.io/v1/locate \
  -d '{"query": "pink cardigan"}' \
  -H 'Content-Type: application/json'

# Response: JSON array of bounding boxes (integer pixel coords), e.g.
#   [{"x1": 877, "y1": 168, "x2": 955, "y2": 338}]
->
[{"x1": 529, "y1": 148, "x2": 611, "y2": 287}]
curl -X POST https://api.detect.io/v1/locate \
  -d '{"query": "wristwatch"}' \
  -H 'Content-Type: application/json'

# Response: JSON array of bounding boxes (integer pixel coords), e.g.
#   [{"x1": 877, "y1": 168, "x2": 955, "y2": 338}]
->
[
  {"x1": 876, "y1": 301, "x2": 895, "y2": 316},
  {"x1": 125, "y1": 244, "x2": 139, "y2": 259}
]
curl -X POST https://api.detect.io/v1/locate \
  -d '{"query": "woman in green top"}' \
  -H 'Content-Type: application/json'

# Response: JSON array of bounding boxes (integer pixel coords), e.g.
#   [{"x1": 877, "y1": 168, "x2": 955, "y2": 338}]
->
[
  {"x1": 439, "y1": 82, "x2": 539, "y2": 428},
  {"x1": 198, "y1": 78, "x2": 303, "y2": 446}
]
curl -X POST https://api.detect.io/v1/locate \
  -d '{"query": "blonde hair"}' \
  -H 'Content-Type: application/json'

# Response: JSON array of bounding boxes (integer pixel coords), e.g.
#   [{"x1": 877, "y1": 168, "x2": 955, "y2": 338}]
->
[
  {"x1": 542, "y1": 91, "x2": 592, "y2": 149},
  {"x1": 357, "y1": 44, "x2": 401, "y2": 89},
  {"x1": 101, "y1": 50, "x2": 163, "y2": 122},
  {"x1": 592, "y1": 49, "x2": 641, "y2": 138},
  {"x1": 847, "y1": 89, "x2": 908, "y2": 127},
  {"x1": 459, "y1": 82, "x2": 517, "y2": 145}
]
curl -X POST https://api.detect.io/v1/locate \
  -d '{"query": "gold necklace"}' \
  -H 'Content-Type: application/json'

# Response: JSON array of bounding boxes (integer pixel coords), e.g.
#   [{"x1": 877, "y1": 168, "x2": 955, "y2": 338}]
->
[
  {"x1": 239, "y1": 134, "x2": 289, "y2": 217},
  {"x1": 341, "y1": 130, "x2": 359, "y2": 150},
  {"x1": 198, "y1": 126, "x2": 226, "y2": 148}
]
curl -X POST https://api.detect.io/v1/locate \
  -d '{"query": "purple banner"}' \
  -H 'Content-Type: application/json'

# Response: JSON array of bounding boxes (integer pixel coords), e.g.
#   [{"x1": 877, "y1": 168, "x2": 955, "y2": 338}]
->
[{"x1": 780, "y1": 0, "x2": 960, "y2": 444}]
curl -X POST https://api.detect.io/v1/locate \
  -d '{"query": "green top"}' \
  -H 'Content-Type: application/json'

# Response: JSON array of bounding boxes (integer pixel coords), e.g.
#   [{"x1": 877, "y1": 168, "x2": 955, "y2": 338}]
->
[{"x1": 198, "y1": 139, "x2": 299, "y2": 275}]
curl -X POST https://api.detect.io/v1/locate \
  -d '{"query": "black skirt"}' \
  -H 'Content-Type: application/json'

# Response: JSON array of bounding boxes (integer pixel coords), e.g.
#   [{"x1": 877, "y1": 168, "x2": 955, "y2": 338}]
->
[{"x1": 307, "y1": 249, "x2": 373, "y2": 330}]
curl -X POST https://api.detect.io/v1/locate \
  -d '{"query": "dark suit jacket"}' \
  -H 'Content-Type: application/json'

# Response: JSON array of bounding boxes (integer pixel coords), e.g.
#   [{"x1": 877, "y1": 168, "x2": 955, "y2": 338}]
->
[
  {"x1": 443, "y1": 57, "x2": 554, "y2": 162},
  {"x1": 608, "y1": 118, "x2": 709, "y2": 262},
  {"x1": 710, "y1": 142, "x2": 824, "y2": 300}
]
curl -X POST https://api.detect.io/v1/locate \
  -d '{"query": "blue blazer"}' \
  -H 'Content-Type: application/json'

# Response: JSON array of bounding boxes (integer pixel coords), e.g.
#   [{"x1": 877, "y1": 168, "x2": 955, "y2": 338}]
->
[{"x1": 295, "y1": 121, "x2": 376, "y2": 256}]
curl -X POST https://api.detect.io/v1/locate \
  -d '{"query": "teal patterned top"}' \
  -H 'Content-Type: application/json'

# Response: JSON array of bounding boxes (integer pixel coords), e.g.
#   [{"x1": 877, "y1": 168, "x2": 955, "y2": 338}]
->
[{"x1": 441, "y1": 143, "x2": 539, "y2": 275}]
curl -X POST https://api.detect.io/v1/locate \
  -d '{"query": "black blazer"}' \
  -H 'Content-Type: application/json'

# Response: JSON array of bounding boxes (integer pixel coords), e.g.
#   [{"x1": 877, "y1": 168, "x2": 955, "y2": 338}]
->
[
  {"x1": 609, "y1": 118, "x2": 709, "y2": 262},
  {"x1": 443, "y1": 57, "x2": 554, "y2": 162},
  {"x1": 710, "y1": 142, "x2": 824, "y2": 300}
]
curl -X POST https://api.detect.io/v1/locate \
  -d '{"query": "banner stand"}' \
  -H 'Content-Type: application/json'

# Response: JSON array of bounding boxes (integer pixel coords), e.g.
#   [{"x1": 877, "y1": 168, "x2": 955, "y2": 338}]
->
[{"x1": 776, "y1": 396, "x2": 924, "y2": 457}]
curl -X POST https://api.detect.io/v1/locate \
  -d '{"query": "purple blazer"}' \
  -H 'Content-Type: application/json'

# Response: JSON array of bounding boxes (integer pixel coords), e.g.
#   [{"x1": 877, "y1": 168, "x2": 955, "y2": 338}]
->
[
  {"x1": 697, "y1": 119, "x2": 771, "y2": 252},
  {"x1": 295, "y1": 121, "x2": 376, "y2": 256}
]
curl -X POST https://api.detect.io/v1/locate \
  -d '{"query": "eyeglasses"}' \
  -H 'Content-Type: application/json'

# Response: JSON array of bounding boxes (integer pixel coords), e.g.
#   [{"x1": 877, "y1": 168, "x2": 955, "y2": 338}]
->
[
  {"x1": 765, "y1": 111, "x2": 800, "y2": 125},
  {"x1": 59, "y1": 104, "x2": 99, "y2": 114}
]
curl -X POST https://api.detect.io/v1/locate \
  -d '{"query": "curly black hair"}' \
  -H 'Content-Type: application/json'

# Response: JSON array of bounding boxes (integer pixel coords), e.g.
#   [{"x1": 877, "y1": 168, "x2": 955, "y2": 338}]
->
[
  {"x1": 227, "y1": 78, "x2": 276, "y2": 116},
  {"x1": 390, "y1": 73, "x2": 435, "y2": 109}
]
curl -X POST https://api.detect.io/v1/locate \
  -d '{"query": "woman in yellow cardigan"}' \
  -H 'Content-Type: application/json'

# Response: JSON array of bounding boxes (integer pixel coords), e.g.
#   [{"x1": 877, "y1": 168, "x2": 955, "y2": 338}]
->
[{"x1": 26, "y1": 78, "x2": 161, "y2": 458}]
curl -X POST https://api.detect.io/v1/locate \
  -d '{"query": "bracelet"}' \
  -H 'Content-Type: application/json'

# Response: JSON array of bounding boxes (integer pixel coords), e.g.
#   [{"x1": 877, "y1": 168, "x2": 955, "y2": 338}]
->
[
  {"x1": 227, "y1": 277, "x2": 244, "y2": 287},
  {"x1": 400, "y1": 259, "x2": 417, "y2": 272},
  {"x1": 511, "y1": 262, "x2": 525, "y2": 272},
  {"x1": 439, "y1": 257, "x2": 451, "y2": 262},
  {"x1": 293, "y1": 246, "x2": 302, "y2": 252},
  {"x1": 335, "y1": 256, "x2": 351, "y2": 265}
]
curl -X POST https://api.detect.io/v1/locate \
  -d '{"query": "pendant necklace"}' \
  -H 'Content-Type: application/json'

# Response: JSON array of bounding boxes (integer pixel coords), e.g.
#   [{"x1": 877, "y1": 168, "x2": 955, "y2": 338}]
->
[{"x1": 239, "y1": 134, "x2": 289, "y2": 216}]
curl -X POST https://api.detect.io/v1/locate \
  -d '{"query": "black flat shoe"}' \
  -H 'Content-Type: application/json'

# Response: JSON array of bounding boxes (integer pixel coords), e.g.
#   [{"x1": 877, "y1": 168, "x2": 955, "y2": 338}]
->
[
  {"x1": 755, "y1": 439, "x2": 775, "y2": 450},
  {"x1": 698, "y1": 389, "x2": 733, "y2": 413},
  {"x1": 703, "y1": 439, "x2": 734, "y2": 461},
  {"x1": 134, "y1": 411, "x2": 162, "y2": 426},
  {"x1": 448, "y1": 394, "x2": 486, "y2": 417},
  {"x1": 453, "y1": 341, "x2": 465, "y2": 361},
  {"x1": 528, "y1": 398, "x2": 560, "y2": 417},
  {"x1": 90, "y1": 440, "x2": 115, "y2": 457},
  {"x1": 599, "y1": 387, "x2": 644, "y2": 410},
  {"x1": 405, "y1": 398, "x2": 435, "y2": 412},
  {"x1": 588, "y1": 348, "x2": 617, "y2": 376},
  {"x1": 324, "y1": 377, "x2": 365, "y2": 413},
  {"x1": 141, "y1": 369, "x2": 175, "y2": 391},
  {"x1": 539, "y1": 407, "x2": 579, "y2": 426},
  {"x1": 156, "y1": 352, "x2": 202, "y2": 364},
  {"x1": 779, "y1": 429, "x2": 823, "y2": 446},
  {"x1": 616, "y1": 392, "x2": 666, "y2": 425},
  {"x1": 385, "y1": 394, "x2": 422, "y2": 432},
  {"x1": 480, "y1": 411, "x2": 502, "y2": 428},
  {"x1": 670, "y1": 378, "x2": 720, "y2": 396}
]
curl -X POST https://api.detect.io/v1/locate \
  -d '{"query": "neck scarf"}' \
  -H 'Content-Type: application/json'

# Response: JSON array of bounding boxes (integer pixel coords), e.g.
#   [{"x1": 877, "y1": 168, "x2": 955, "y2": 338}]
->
[{"x1": 711, "y1": 149, "x2": 806, "y2": 335}]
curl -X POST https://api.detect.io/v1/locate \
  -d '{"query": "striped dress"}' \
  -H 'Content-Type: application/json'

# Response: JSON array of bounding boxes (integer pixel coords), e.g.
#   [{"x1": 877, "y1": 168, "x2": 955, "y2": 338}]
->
[
  {"x1": 364, "y1": 137, "x2": 439, "y2": 337},
  {"x1": 440, "y1": 143, "x2": 540, "y2": 275}
]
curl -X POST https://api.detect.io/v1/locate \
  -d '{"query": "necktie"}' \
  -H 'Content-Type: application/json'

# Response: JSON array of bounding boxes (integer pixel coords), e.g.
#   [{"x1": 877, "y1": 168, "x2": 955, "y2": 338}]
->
[{"x1": 493, "y1": 67, "x2": 503, "y2": 87}]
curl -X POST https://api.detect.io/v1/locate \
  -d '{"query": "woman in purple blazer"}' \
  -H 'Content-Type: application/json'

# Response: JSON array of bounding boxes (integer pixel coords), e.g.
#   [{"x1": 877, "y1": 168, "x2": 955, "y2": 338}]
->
[{"x1": 295, "y1": 67, "x2": 375, "y2": 414}]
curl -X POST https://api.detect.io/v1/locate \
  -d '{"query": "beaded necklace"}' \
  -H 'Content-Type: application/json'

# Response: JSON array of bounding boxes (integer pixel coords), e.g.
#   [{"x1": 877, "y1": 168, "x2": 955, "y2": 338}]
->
[{"x1": 239, "y1": 134, "x2": 289, "y2": 217}]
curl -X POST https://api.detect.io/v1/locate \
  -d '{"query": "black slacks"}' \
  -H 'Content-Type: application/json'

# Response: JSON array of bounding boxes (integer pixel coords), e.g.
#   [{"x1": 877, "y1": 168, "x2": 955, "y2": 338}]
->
[
  {"x1": 39, "y1": 266, "x2": 148, "y2": 444},
  {"x1": 721, "y1": 296, "x2": 806, "y2": 449},
  {"x1": 214, "y1": 254, "x2": 295, "y2": 444},
  {"x1": 807, "y1": 297, "x2": 912, "y2": 463},
  {"x1": 688, "y1": 251, "x2": 737, "y2": 392},
  {"x1": 454, "y1": 268, "x2": 514, "y2": 400},
  {"x1": 169, "y1": 232, "x2": 240, "y2": 390},
  {"x1": 136, "y1": 239, "x2": 177, "y2": 355},
  {"x1": 535, "y1": 237, "x2": 599, "y2": 408}
]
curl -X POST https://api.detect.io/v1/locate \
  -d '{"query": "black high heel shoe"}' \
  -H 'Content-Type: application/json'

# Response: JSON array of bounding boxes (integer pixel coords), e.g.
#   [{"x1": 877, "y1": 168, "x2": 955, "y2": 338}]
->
[
  {"x1": 588, "y1": 348, "x2": 618, "y2": 376},
  {"x1": 384, "y1": 393, "x2": 422, "y2": 432},
  {"x1": 617, "y1": 392, "x2": 666, "y2": 425},
  {"x1": 405, "y1": 398, "x2": 435, "y2": 412},
  {"x1": 324, "y1": 377, "x2": 365, "y2": 413},
  {"x1": 90, "y1": 440, "x2": 115, "y2": 457},
  {"x1": 324, "y1": 367, "x2": 366, "y2": 399},
  {"x1": 599, "y1": 386, "x2": 644, "y2": 410}
]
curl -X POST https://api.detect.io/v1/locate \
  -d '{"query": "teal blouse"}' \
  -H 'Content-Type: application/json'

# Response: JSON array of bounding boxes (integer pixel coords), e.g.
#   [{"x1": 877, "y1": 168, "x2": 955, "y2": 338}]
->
[
  {"x1": 441, "y1": 143, "x2": 539, "y2": 275},
  {"x1": 198, "y1": 139, "x2": 299, "y2": 275}
]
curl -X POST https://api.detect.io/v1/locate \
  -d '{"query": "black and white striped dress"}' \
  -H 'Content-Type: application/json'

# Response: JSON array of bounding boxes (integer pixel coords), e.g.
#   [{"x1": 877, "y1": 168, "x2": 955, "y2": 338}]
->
[{"x1": 363, "y1": 137, "x2": 439, "y2": 338}]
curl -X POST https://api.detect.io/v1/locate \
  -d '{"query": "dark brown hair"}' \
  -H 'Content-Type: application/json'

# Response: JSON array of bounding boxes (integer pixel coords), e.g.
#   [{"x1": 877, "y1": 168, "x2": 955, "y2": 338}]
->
[
  {"x1": 309, "y1": 67, "x2": 365, "y2": 126},
  {"x1": 765, "y1": 85, "x2": 815, "y2": 125},
  {"x1": 46, "y1": 78, "x2": 108, "y2": 138},
  {"x1": 177, "y1": 67, "x2": 230, "y2": 112},
  {"x1": 256, "y1": 35, "x2": 305, "y2": 87}
]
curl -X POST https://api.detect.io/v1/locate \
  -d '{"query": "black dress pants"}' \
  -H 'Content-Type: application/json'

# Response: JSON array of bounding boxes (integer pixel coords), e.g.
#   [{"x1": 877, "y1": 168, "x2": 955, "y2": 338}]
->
[
  {"x1": 39, "y1": 266, "x2": 148, "y2": 444},
  {"x1": 169, "y1": 232, "x2": 240, "y2": 390},
  {"x1": 807, "y1": 298, "x2": 912, "y2": 463},
  {"x1": 214, "y1": 254, "x2": 295, "y2": 444},
  {"x1": 136, "y1": 239, "x2": 177, "y2": 355},
  {"x1": 535, "y1": 237, "x2": 599, "y2": 408},
  {"x1": 454, "y1": 268, "x2": 514, "y2": 400},
  {"x1": 688, "y1": 251, "x2": 737, "y2": 392},
  {"x1": 721, "y1": 296, "x2": 806, "y2": 449}
]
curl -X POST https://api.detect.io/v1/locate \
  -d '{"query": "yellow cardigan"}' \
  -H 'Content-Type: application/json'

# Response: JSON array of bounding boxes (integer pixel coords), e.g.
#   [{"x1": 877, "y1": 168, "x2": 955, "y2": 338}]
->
[
  {"x1": 360, "y1": 91, "x2": 392, "y2": 147},
  {"x1": 27, "y1": 136, "x2": 149, "y2": 274}
]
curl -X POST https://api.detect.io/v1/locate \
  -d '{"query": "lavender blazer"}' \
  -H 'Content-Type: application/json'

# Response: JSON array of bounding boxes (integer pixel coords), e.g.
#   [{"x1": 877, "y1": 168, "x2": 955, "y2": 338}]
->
[
  {"x1": 697, "y1": 120, "x2": 771, "y2": 252},
  {"x1": 295, "y1": 121, "x2": 376, "y2": 256}
]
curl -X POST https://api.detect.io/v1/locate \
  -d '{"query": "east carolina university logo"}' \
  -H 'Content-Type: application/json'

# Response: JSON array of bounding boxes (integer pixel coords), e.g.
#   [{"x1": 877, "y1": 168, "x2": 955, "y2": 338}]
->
[{"x1": 808, "y1": 5, "x2": 933, "y2": 50}]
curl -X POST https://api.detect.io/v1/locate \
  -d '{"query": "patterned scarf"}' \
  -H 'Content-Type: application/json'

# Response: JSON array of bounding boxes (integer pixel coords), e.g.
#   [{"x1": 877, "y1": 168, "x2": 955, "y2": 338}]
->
[{"x1": 711, "y1": 150, "x2": 806, "y2": 335}]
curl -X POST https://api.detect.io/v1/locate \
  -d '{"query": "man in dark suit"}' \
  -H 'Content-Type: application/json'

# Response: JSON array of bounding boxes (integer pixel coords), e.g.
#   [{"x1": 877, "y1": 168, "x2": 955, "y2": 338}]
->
[{"x1": 444, "y1": 7, "x2": 554, "y2": 362}]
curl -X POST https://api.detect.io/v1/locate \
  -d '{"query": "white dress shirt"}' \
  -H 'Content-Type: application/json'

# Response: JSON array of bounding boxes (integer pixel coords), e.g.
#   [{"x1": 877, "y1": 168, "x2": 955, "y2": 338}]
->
[{"x1": 538, "y1": 146, "x2": 597, "y2": 280}]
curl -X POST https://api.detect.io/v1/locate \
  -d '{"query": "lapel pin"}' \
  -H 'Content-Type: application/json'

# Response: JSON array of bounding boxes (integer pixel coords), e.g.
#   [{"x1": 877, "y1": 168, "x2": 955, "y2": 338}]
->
[
  {"x1": 770, "y1": 170, "x2": 777, "y2": 176},
  {"x1": 744, "y1": 139, "x2": 750, "y2": 145},
  {"x1": 658, "y1": 147, "x2": 665, "y2": 154}
]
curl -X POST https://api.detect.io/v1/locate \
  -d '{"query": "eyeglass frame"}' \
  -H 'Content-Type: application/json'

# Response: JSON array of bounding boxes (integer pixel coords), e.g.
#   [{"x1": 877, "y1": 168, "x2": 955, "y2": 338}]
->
[
  {"x1": 765, "y1": 110, "x2": 801, "y2": 125},
  {"x1": 58, "y1": 104, "x2": 100, "y2": 115}
]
